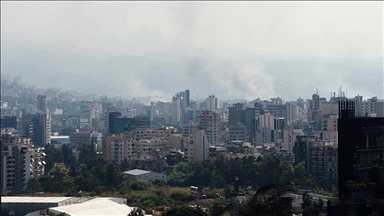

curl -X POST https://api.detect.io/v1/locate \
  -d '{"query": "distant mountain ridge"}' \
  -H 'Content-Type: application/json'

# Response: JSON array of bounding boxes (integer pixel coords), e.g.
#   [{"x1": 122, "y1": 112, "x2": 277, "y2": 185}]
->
[{"x1": 1, "y1": 46, "x2": 383, "y2": 102}]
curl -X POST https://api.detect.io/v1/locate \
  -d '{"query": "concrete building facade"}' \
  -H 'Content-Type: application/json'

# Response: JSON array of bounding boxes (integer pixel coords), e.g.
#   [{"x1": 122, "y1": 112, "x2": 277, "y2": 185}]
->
[
  {"x1": 186, "y1": 130, "x2": 209, "y2": 162},
  {"x1": 198, "y1": 111, "x2": 221, "y2": 145},
  {"x1": 1, "y1": 134, "x2": 45, "y2": 193}
]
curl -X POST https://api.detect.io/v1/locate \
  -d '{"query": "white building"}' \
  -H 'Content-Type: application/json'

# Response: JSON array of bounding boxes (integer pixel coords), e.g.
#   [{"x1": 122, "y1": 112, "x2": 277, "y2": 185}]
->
[
  {"x1": 2, "y1": 196, "x2": 146, "y2": 216},
  {"x1": 206, "y1": 95, "x2": 219, "y2": 111},
  {"x1": 171, "y1": 95, "x2": 181, "y2": 124},
  {"x1": 1, "y1": 134, "x2": 45, "y2": 193},
  {"x1": 124, "y1": 169, "x2": 167, "y2": 182}
]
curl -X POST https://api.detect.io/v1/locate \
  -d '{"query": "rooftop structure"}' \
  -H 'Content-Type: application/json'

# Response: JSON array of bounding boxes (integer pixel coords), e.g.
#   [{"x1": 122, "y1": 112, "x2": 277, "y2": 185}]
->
[
  {"x1": 124, "y1": 169, "x2": 167, "y2": 182},
  {"x1": 1, "y1": 196, "x2": 146, "y2": 216}
]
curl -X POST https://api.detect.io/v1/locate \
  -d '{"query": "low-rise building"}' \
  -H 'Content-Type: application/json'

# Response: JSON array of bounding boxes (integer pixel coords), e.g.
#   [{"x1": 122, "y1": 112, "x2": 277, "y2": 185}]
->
[
  {"x1": 124, "y1": 169, "x2": 167, "y2": 182},
  {"x1": 1, "y1": 196, "x2": 144, "y2": 216},
  {"x1": 208, "y1": 145, "x2": 227, "y2": 161}
]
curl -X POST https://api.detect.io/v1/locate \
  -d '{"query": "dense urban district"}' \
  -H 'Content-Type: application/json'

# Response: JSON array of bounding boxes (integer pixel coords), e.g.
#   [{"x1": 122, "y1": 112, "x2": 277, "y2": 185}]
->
[{"x1": 1, "y1": 73, "x2": 384, "y2": 216}]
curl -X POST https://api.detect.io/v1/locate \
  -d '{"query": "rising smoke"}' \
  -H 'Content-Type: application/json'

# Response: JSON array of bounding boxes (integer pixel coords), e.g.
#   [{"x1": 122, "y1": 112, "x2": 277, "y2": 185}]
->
[{"x1": 186, "y1": 55, "x2": 275, "y2": 100}]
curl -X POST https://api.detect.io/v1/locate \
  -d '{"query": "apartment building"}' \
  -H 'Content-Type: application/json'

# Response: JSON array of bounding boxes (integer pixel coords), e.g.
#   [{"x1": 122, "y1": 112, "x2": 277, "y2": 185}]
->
[
  {"x1": 198, "y1": 111, "x2": 221, "y2": 145},
  {"x1": 102, "y1": 134, "x2": 135, "y2": 166},
  {"x1": 22, "y1": 112, "x2": 51, "y2": 147},
  {"x1": 321, "y1": 114, "x2": 338, "y2": 131},
  {"x1": 1, "y1": 134, "x2": 45, "y2": 193},
  {"x1": 310, "y1": 141, "x2": 338, "y2": 183},
  {"x1": 206, "y1": 95, "x2": 219, "y2": 111},
  {"x1": 228, "y1": 125, "x2": 247, "y2": 142},
  {"x1": 186, "y1": 130, "x2": 209, "y2": 162}
]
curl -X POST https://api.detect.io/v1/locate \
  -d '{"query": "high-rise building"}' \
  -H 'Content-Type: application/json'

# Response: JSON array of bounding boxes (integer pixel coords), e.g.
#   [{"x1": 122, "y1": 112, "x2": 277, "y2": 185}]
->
[
  {"x1": 198, "y1": 111, "x2": 221, "y2": 145},
  {"x1": 79, "y1": 101, "x2": 94, "y2": 129},
  {"x1": 244, "y1": 107, "x2": 259, "y2": 143},
  {"x1": 1, "y1": 134, "x2": 45, "y2": 193},
  {"x1": 22, "y1": 113, "x2": 51, "y2": 147},
  {"x1": 265, "y1": 102, "x2": 291, "y2": 126},
  {"x1": 228, "y1": 125, "x2": 247, "y2": 142},
  {"x1": 108, "y1": 113, "x2": 150, "y2": 135},
  {"x1": 228, "y1": 103, "x2": 244, "y2": 126},
  {"x1": 171, "y1": 95, "x2": 181, "y2": 124},
  {"x1": 0, "y1": 116, "x2": 17, "y2": 129},
  {"x1": 30, "y1": 113, "x2": 51, "y2": 146},
  {"x1": 185, "y1": 90, "x2": 190, "y2": 107},
  {"x1": 108, "y1": 112, "x2": 122, "y2": 134},
  {"x1": 36, "y1": 95, "x2": 47, "y2": 114},
  {"x1": 294, "y1": 137, "x2": 338, "y2": 184},
  {"x1": 206, "y1": 95, "x2": 219, "y2": 111},
  {"x1": 337, "y1": 100, "x2": 384, "y2": 201}
]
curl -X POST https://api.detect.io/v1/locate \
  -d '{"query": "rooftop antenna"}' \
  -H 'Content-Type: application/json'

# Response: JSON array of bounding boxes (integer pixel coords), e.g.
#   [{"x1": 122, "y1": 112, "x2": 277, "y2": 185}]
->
[{"x1": 316, "y1": 88, "x2": 318, "y2": 95}]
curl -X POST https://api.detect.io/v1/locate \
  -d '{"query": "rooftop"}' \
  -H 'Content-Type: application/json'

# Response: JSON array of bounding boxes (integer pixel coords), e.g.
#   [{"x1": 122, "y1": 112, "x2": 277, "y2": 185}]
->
[
  {"x1": 124, "y1": 169, "x2": 151, "y2": 176},
  {"x1": 49, "y1": 198, "x2": 133, "y2": 216},
  {"x1": 1, "y1": 196, "x2": 72, "y2": 203}
]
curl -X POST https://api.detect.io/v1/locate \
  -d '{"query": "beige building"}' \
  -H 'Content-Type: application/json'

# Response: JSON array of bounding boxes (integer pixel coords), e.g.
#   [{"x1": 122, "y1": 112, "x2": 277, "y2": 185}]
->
[
  {"x1": 186, "y1": 130, "x2": 210, "y2": 162},
  {"x1": 321, "y1": 114, "x2": 338, "y2": 131},
  {"x1": 258, "y1": 111, "x2": 275, "y2": 129},
  {"x1": 134, "y1": 127, "x2": 181, "y2": 150},
  {"x1": 320, "y1": 102, "x2": 339, "y2": 117},
  {"x1": 102, "y1": 134, "x2": 135, "y2": 165},
  {"x1": 312, "y1": 130, "x2": 338, "y2": 144},
  {"x1": 168, "y1": 134, "x2": 182, "y2": 150},
  {"x1": 102, "y1": 127, "x2": 183, "y2": 165},
  {"x1": 282, "y1": 128, "x2": 303, "y2": 154}
]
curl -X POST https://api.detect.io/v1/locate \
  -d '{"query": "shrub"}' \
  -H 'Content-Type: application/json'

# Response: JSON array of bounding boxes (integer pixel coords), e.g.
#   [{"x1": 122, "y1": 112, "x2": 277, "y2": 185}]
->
[{"x1": 170, "y1": 191, "x2": 197, "y2": 202}]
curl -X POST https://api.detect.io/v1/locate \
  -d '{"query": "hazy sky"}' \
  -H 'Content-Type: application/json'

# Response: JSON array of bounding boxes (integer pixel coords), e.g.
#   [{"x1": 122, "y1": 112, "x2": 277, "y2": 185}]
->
[
  {"x1": 1, "y1": 2, "x2": 383, "y2": 102},
  {"x1": 2, "y1": 1, "x2": 383, "y2": 59}
]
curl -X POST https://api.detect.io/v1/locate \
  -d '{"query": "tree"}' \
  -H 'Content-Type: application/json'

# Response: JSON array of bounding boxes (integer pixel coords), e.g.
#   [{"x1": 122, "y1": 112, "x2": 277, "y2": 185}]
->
[
  {"x1": 238, "y1": 183, "x2": 293, "y2": 216},
  {"x1": 128, "y1": 207, "x2": 145, "y2": 216},
  {"x1": 302, "y1": 191, "x2": 324, "y2": 216},
  {"x1": 162, "y1": 206, "x2": 208, "y2": 216},
  {"x1": 120, "y1": 158, "x2": 130, "y2": 171},
  {"x1": 27, "y1": 177, "x2": 42, "y2": 192}
]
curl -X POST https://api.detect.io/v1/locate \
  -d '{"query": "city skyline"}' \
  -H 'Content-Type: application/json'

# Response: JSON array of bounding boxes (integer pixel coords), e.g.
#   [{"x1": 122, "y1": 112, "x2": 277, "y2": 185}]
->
[{"x1": 2, "y1": 2, "x2": 384, "y2": 215}]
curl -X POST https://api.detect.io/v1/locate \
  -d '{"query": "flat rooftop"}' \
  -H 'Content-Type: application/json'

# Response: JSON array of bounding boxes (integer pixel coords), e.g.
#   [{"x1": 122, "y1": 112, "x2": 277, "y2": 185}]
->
[
  {"x1": 124, "y1": 169, "x2": 151, "y2": 176},
  {"x1": 1, "y1": 196, "x2": 72, "y2": 203}
]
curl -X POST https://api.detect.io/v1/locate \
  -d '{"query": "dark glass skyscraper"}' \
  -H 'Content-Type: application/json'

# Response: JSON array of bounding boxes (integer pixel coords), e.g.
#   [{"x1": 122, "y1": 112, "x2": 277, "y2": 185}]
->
[
  {"x1": 338, "y1": 100, "x2": 384, "y2": 201},
  {"x1": 185, "y1": 90, "x2": 190, "y2": 107}
]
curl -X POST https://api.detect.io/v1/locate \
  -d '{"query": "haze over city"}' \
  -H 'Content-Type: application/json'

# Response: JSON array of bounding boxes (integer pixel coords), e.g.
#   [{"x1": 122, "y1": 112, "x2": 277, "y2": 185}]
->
[
  {"x1": 2, "y1": 2, "x2": 384, "y2": 216},
  {"x1": 1, "y1": 1, "x2": 383, "y2": 103}
]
